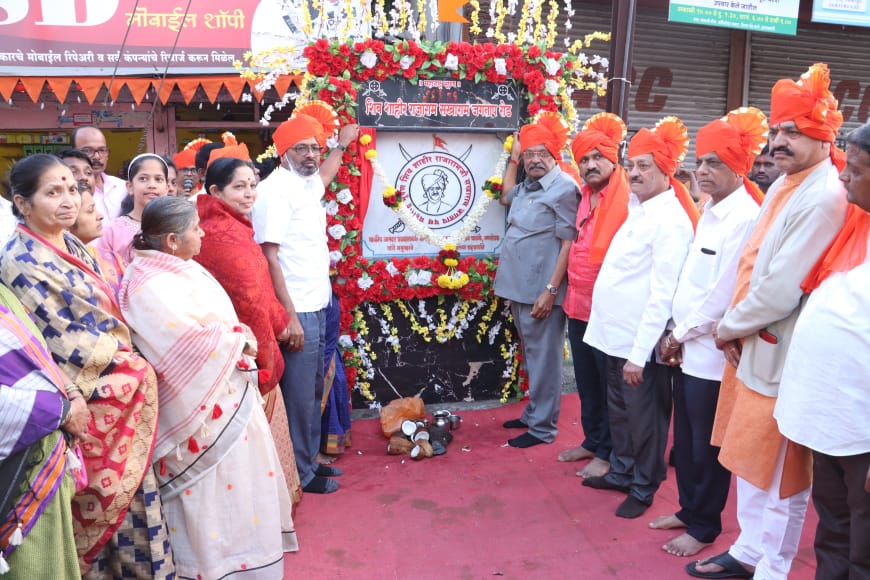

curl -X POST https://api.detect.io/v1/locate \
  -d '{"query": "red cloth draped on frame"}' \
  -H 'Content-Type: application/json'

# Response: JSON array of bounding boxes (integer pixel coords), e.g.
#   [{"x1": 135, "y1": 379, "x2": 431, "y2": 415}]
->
[
  {"x1": 571, "y1": 112, "x2": 631, "y2": 264},
  {"x1": 627, "y1": 116, "x2": 700, "y2": 228}
]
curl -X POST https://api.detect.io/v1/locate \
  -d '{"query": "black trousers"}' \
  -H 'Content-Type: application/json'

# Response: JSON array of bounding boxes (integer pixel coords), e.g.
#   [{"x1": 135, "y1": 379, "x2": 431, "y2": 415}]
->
[
  {"x1": 567, "y1": 318, "x2": 611, "y2": 460},
  {"x1": 812, "y1": 450, "x2": 870, "y2": 580},
  {"x1": 672, "y1": 369, "x2": 731, "y2": 543},
  {"x1": 602, "y1": 356, "x2": 671, "y2": 505}
]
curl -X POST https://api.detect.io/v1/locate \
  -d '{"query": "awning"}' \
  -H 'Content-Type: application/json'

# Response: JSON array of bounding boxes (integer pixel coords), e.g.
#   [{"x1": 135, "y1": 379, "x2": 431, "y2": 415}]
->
[{"x1": 0, "y1": 75, "x2": 302, "y2": 106}]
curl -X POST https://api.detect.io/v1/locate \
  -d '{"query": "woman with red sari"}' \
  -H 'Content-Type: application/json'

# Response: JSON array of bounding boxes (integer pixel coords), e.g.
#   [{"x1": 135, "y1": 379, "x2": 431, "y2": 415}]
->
[
  {"x1": 194, "y1": 156, "x2": 303, "y2": 506},
  {"x1": 0, "y1": 154, "x2": 174, "y2": 578}
]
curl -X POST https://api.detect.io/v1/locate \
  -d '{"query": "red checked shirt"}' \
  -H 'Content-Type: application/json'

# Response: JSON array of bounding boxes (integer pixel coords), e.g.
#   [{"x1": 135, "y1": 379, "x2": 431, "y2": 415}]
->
[{"x1": 563, "y1": 184, "x2": 604, "y2": 322}]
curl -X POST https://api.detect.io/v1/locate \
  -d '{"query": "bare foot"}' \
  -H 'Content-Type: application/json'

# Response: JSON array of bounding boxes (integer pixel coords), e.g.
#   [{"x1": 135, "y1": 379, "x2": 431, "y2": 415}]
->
[
  {"x1": 649, "y1": 513, "x2": 687, "y2": 530},
  {"x1": 317, "y1": 452, "x2": 337, "y2": 465},
  {"x1": 577, "y1": 457, "x2": 610, "y2": 478},
  {"x1": 558, "y1": 445, "x2": 594, "y2": 462},
  {"x1": 662, "y1": 533, "x2": 711, "y2": 557}
]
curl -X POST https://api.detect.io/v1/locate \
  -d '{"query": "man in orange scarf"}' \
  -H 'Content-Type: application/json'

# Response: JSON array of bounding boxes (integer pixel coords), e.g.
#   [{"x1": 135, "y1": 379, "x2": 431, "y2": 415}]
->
[
  {"x1": 557, "y1": 113, "x2": 629, "y2": 478},
  {"x1": 495, "y1": 114, "x2": 580, "y2": 448},
  {"x1": 653, "y1": 108, "x2": 766, "y2": 558},
  {"x1": 773, "y1": 123, "x2": 870, "y2": 579},
  {"x1": 582, "y1": 116, "x2": 695, "y2": 519},
  {"x1": 689, "y1": 63, "x2": 849, "y2": 580}
]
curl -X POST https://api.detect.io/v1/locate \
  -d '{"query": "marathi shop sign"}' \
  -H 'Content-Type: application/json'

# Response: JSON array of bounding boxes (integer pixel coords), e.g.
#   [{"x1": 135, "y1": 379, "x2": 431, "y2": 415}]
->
[
  {"x1": 668, "y1": 0, "x2": 800, "y2": 35},
  {"x1": 357, "y1": 78, "x2": 521, "y2": 132},
  {"x1": 812, "y1": 0, "x2": 870, "y2": 27},
  {"x1": 0, "y1": 0, "x2": 367, "y2": 75}
]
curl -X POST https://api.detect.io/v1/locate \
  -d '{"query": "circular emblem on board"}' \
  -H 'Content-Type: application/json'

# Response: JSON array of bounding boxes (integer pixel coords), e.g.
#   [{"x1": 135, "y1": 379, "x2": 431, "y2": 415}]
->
[{"x1": 396, "y1": 151, "x2": 476, "y2": 231}]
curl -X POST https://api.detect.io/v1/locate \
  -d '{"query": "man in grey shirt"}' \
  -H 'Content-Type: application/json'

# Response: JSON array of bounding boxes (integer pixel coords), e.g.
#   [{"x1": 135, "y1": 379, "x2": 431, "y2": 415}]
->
[{"x1": 495, "y1": 117, "x2": 579, "y2": 448}]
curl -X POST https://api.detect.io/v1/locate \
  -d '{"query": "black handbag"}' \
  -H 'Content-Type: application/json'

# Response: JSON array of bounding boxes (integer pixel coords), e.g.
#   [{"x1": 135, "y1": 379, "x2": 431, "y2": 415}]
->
[{"x1": 0, "y1": 443, "x2": 41, "y2": 523}]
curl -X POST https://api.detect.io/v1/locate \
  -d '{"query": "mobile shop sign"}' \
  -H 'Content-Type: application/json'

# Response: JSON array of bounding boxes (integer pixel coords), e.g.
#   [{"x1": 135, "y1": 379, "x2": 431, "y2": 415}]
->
[
  {"x1": 0, "y1": 0, "x2": 367, "y2": 75},
  {"x1": 357, "y1": 78, "x2": 521, "y2": 132},
  {"x1": 669, "y1": 0, "x2": 800, "y2": 35}
]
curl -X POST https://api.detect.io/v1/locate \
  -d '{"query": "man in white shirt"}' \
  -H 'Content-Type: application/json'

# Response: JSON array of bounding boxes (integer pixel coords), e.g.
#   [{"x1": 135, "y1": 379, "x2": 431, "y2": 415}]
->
[
  {"x1": 583, "y1": 117, "x2": 695, "y2": 519},
  {"x1": 774, "y1": 122, "x2": 870, "y2": 580},
  {"x1": 253, "y1": 112, "x2": 358, "y2": 494},
  {"x1": 71, "y1": 126, "x2": 127, "y2": 221},
  {"x1": 653, "y1": 109, "x2": 766, "y2": 558},
  {"x1": 689, "y1": 63, "x2": 848, "y2": 580}
]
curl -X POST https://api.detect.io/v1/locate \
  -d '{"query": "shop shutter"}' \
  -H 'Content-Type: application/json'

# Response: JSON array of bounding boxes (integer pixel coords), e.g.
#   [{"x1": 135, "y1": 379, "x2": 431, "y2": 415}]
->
[
  {"x1": 748, "y1": 26, "x2": 870, "y2": 144},
  {"x1": 572, "y1": 3, "x2": 731, "y2": 163}
]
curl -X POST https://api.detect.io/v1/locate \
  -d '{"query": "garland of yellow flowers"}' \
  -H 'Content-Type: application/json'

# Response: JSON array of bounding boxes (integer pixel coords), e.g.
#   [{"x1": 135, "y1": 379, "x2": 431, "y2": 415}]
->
[{"x1": 469, "y1": 0, "x2": 482, "y2": 35}]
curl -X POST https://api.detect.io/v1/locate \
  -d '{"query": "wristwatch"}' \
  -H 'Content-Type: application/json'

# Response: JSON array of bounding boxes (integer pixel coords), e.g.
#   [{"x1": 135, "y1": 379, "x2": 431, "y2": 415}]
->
[
  {"x1": 336, "y1": 143, "x2": 348, "y2": 152},
  {"x1": 545, "y1": 283, "x2": 558, "y2": 296}
]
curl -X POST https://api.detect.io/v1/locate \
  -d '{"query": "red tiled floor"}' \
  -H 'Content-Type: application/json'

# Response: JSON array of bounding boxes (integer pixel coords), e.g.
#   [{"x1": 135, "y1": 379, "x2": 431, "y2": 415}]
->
[{"x1": 284, "y1": 394, "x2": 817, "y2": 579}]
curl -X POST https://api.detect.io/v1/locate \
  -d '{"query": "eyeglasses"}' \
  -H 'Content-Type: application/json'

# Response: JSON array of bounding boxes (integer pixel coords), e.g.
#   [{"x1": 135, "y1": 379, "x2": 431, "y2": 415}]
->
[
  {"x1": 522, "y1": 149, "x2": 552, "y2": 160},
  {"x1": 291, "y1": 144, "x2": 323, "y2": 155},
  {"x1": 80, "y1": 147, "x2": 109, "y2": 157},
  {"x1": 179, "y1": 167, "x2": 198, "y2": 174}
]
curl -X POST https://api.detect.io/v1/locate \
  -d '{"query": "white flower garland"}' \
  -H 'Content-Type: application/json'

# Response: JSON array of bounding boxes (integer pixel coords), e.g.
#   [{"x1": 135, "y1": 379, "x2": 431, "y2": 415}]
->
[{"x1": 370, "y1": 146, "x2": 510, "y2": 249}]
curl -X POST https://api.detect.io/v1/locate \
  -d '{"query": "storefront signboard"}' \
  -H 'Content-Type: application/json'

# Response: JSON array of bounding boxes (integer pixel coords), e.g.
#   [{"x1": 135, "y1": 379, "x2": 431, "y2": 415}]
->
[{"x1": 668, "y1": 0, "x2": 800, "y2": 35}]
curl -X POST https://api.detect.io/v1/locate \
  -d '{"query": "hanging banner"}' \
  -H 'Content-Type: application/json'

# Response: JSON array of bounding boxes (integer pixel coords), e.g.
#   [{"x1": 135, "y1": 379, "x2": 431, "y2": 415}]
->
[
  {"x1": 358, "y1": 78, "x2": 521, "y2": 132},
  {"x1": 0, "y1": 0, "x2": 367, "y2": 75},
  {"x1": 812, "y1": 0, "x2": 870, "y2": 27},
  {"x1": 668, "y1": 0, "x2": 800, "y2": 35}
]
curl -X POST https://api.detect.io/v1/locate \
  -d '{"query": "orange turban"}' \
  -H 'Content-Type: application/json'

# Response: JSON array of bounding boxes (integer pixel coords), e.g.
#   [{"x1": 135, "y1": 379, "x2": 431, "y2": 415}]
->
[
  {"x1": 272, "y1": 114, "x2": 326, "y2": 156},
  {"x1": 628, "y1": 116, "x2": 699, "y2": 228},
  {"x1": 627, "y1": 116, "x2": 689, "y2": 177},
  {"x1": 571, "y1": 112, "x2": 626, "y2": 165},
  {"x1": 520, "y1": 112, "x2": 570, "y2": 159},
  {"x1": 207, "y1": 132, "x2": 251, "y2": 167},
  {"x1": 696, "y1": 107, "x2": 768, "y2": 204},
  {"x1": 770, "y1": 63, "x2": 843, "y2": 144},
  {"x1": 172, "y1": 148, "x2": 196, "y2": 169}
]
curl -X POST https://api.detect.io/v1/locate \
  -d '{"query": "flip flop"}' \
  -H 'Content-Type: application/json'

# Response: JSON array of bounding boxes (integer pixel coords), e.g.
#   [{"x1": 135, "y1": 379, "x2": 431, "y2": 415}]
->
[{"x1": 686, "y1": 551, "x2": 753, "y2": 579}]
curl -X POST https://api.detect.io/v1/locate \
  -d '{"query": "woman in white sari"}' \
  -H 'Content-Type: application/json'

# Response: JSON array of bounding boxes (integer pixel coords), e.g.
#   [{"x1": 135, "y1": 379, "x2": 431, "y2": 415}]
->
[{"x1": 118, "y1": 196, "x2": 298, "y2": 579}]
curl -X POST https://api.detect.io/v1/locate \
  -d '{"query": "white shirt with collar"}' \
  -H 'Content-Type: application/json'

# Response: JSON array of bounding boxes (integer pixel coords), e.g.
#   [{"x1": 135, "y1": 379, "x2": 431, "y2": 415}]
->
[
  {"x1": 774, "y1": 237, "x2": 870, "y2": 456},
  {"x1": 94, "y1": 173, "x2": 128, "y2": 223},
  {"x1": 671, "y1": 186, "x2": 759, "y2": 381},
  {"x1": 251, "y1": 165, "x2": 331, "y2": 313},
  {"x1": 584, "y1": 189, "x2": 694, "y2": 367},
  {"x1": 0, "y1": 196, "x2": 18, "y2": 246}
]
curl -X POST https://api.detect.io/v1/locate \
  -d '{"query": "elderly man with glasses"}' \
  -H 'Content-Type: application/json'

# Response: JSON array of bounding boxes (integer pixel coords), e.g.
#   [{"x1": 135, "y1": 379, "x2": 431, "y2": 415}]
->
[
  {"x1": 252, "y1": 110, "x2": 358, "y2": 495},
  {"x1": 71, "y1": 125, "x2": 127, "y2": 222},
  {"x1": 495, "y1": 115, "x2": 580, "y2": 449}
]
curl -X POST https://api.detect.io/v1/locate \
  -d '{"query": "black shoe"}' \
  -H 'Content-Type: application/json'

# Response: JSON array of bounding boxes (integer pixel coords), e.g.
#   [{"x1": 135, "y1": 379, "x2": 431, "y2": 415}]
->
[
  {"x1": 615, "y1": 495, "x2": 650, "y2": 519},
  {"x1": 502, "y1": 418, "x2": 528, "y2": 429},
  {"x1": 315, "y1": 464, "x2": 343, "y2": 477},
  {"x1": 582, "y1": 475, "x2": 629, "y2": 493},
  {"x1": 302, "y1": 476, "x2": 339, "y2": 494},
  {"x1": 507, "y1": 433, "x2": 546, "y2": 448}
]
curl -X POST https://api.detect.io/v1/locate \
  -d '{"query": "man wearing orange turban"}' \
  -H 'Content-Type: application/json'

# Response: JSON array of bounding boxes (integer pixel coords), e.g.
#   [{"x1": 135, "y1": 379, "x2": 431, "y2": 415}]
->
[
  {"x1": 774, "y1": 122, "x2": 870, "y2": 580},
  {"x1": 252, "y1": 109, "x2": 359, "y2": 495},
  {"x1": 653, "y1": 108, "x2": 766, "y2": 559},
  {"x1": 582, "y1": 116, "x2": 694, "y2": 520},
  {"x1": 556, "y1": 113, "x2": 630, "y2": 479},
  {"x1": 689, "y1": 63, "x2": 849, "y2": 580},
  {"x1": 495, "y1": 114, "x2": 580, "y2": 449}
]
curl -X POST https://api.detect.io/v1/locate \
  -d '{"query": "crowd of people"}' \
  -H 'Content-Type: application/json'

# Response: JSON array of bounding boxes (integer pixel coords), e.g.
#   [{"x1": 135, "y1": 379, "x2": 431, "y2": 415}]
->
[
  {"x1": 496, "y1": 63, "x2": 868, "y2": 580},
  {"x1": 0, "y1": 103, "x2": 355, "y2": 578},
  {"x1": 1, "y1": 61, "x2": 868, "y2": 580}
]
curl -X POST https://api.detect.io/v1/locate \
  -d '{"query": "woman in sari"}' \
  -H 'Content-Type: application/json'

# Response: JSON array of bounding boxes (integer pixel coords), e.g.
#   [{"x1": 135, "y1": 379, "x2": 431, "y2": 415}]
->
[
  {"x1": 194, "y1": 157, "x2": 303, "y2": 507},
  {"x1": 0, "y1": 154, "x2": 173, "y2": 579},
  {"x1": 0, "y1": 284, "x2": 87, "y2": 579},
  {"x1": 120, "y1": 196, "x2": 298, "y2": 579}
]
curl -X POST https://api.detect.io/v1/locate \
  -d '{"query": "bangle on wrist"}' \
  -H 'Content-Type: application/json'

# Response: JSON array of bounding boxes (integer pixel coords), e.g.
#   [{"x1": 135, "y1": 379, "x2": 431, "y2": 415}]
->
[
  {"x1": 509, "y1": 158, "x2": 519, "y2": 166},
  {"x1": 67, "y1": 384, "x2": 83, "y2": 397}
]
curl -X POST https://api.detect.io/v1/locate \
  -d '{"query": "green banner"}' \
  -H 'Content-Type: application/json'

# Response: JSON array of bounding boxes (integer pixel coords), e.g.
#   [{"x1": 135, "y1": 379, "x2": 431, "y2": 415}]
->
[{"x1": 669, "y1": 2, "x2": 798, "y2": 35}]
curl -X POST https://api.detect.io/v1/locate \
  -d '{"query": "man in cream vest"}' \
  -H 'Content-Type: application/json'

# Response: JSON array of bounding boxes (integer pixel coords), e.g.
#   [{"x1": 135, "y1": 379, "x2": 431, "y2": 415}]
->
[{"x1": 688, "y1": 63, "x2": 849, "y2": 580}]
